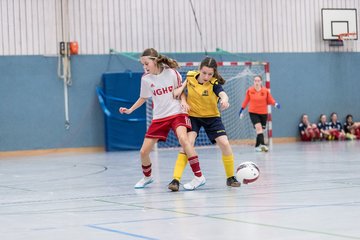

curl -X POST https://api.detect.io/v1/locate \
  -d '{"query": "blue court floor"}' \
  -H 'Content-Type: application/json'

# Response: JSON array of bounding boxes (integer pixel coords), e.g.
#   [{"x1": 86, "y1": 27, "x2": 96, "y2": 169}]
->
[{"x1": 0, "y1": 141, "x2": 359, "y2": 240}]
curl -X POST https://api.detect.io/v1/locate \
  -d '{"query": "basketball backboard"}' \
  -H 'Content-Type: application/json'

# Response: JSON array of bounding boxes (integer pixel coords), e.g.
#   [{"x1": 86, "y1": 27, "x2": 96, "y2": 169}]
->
[{"x1": 322, "y1": 8, "x2": 358, "y2": 40}]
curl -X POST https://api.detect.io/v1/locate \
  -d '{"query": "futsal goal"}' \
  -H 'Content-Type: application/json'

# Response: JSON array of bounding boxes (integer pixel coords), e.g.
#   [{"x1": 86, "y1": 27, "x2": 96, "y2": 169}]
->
[{"x1": 146, "y1": 61, "x2": 272, "y2": 148}]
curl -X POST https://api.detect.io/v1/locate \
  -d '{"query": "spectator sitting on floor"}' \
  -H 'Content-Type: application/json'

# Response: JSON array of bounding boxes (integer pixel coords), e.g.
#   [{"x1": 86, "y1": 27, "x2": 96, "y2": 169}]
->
[
  {"x1": 317, "y1": 114, "x2": 331, "y2": 140},
  {"x1": 298, "y1": 114, "x2": 320, "y2": 141},
  {"x1": 328, "y1": 112, "x2": 345, "y2": 140},
  {"x1": 343, "y1": 114, "x2": 360, "y2": 140}
]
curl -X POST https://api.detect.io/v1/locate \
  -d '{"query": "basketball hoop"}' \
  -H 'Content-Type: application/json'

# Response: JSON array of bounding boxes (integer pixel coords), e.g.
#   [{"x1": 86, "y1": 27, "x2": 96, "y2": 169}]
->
[
  {"x1": 329, "y1": 32, "x2": 357, "y2": 47},
  {"x1": 338, "y1": 32, "x2": 357, "y2": 40},
  {"x1": 339, "y1": 32, "x2": 357, "y2": 49}
]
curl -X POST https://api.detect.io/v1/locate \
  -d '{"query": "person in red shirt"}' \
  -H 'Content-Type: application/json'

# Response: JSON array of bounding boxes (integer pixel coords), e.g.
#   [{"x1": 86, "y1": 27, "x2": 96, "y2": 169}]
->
[{"x1": 239, "y1": 75, "x2": 280, "y2": 152}]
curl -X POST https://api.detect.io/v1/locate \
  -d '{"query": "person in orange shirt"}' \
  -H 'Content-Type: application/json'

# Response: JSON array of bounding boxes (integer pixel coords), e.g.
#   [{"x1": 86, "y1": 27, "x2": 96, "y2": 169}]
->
[{"x1": 239, "y1": 75, "x2": 280, "y2": 152}]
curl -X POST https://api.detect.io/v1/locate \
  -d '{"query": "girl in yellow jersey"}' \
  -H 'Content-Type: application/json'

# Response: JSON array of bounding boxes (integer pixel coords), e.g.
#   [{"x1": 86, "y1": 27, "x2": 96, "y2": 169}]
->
[{"x1": 168, "y1": 57, "x2": 240, "y2": 191}]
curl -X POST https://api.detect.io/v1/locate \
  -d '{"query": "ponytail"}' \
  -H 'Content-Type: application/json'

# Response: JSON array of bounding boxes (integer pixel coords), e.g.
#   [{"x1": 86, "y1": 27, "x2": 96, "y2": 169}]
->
[
  {"x1": 213, "y1": 69, "x2": 226, "y2": 85},
  {"x1": 141, "y1": 48, "x2": 179, "y2": 69},
  {"x1": 157, "y1": 54, "x2": 179, "y2": 69}
]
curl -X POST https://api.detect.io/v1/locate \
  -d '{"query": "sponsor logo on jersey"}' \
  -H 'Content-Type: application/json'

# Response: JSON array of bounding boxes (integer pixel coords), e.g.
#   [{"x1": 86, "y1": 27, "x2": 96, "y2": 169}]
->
[{"x1": 153, "y1": 86, "x2": 174, "y2": 96}]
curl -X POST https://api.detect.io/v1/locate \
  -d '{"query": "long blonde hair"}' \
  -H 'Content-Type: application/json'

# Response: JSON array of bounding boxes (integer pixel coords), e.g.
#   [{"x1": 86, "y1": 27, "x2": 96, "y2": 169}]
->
[{"x1": 141, "y1": 48, "x2": 179, "y2": 69}]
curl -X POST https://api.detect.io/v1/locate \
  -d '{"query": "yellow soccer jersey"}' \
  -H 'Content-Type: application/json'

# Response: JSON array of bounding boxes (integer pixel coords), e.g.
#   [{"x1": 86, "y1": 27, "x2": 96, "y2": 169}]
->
[{"x1": 186, "y1": 70, "x2": 223, "y2": 117}]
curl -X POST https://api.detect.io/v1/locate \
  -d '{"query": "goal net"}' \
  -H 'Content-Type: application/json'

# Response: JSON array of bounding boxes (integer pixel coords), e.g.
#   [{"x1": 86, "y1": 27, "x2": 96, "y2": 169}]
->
[{"x1": 146, "y1": 61, "x2": 272, "y2": 148}]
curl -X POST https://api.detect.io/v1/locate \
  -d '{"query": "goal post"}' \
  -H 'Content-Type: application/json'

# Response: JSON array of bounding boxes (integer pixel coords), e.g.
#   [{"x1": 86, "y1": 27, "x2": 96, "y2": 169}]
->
[{"x1": 146, "y1": 61, "x2": 272, "y2": 148}]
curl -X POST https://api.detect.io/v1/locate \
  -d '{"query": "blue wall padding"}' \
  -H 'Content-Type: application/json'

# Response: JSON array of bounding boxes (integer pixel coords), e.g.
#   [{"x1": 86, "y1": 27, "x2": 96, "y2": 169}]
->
[
  {"x1": 100, "y1": 72, "x2": 146, "y2": 151},
  {"x1": 1, "y1": 53, "x2": 360, "y2": 151}
]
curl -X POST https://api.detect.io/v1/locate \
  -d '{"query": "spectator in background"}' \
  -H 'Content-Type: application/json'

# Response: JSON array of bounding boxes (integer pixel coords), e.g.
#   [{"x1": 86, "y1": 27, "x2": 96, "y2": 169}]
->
[
  {"x1": 298, "y1": 114, "x2": 320, "y2": 141},
  {"x1": 317, "y1": 114, "x2": 331, "y2": 140},
  {"x1": 328, "y1": 112, "x2": 345, "y2": 140},
  {"x1": 343, "y1": 114, "x2": 360, "y2": 140}
]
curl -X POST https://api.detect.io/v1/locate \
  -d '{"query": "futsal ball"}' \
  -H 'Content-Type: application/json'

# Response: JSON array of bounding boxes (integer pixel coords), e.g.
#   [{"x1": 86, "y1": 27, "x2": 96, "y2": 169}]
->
[{"x1": 236, "y1": 161, "x2": 260, "y2": 184}]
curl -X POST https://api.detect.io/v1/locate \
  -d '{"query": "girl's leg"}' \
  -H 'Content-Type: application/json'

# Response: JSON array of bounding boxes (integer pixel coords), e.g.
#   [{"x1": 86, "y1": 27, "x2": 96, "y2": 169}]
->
[
  {"x1": 172, "y1": 131, "x2": 197, "y2": 182},
  {"x1": 355, "y1": 128, "x2": 360, "y2": 139},
  {"x1": 308, "y1": 128, "x2": 315, "y2": 138},
  {"x1": 139, "y1": 138, "x2": 157, "y2": 167},
  {"x1": 249, "y1": 113, "x2": 267, "y2": 151},
  {"x1": 176, "y1": 126, "x2": 205, "y2": 190},
  {"x1": 216, "y1": 135, "x2": 232, "y2": 156},
  {"x1": 301, "y1": 132, "x2": 311, "y2": 141},
  {"x1": 313, "y1": 127, "x2": 321, "y2": 140},
  {"x1": 330, "y1": 130, "x2": 340, "y2": 140},
  {"x1": 176, "y1": 127, "x2": 201, "y2": 176},
  {"x1": 254, "y1": 123, "x2": 264, "y2": 146},
  {"x1": 134, "y1": 138, "x2": 157, "y2": 189},
  {"x1": 169, "y1": 132, "x2": 197, "y2": 191},
  {"x1": 323, "y1": 130, "x2": 330, "y2": 140},
  {"x1": 254, "y1": 123, "x2": 268, "y2": 151},
  {"x1": 215, "y1": 135, "x2": 240, "y2": 187},
  {"x1": 339, "y1": 131, "x2": 346, "y2": 140}
]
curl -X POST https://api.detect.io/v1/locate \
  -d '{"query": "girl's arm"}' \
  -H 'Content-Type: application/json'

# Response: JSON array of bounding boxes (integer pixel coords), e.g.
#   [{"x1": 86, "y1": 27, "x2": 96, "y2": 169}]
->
[
  {"x1": 179, "y1": 93, "x2": 190, "y2": 112},
  {"x1": 267, "y1": 90, "x2": 280, "y2": 108},
  {"x1": 241, "y1": 90, "x2": 250, "y2": 110},
  {"x1": 173, "y1": 79, "x2": 188, "y2": 100},
  {"x1": 119, "y1": 97, "x2": 147, "y2": 114},
  {"x1": 218, "y1": 91, "x2": 230, "y2": 110},
  {"x1": 239, "y1": 89, "x2": 250, "y2": 118}
]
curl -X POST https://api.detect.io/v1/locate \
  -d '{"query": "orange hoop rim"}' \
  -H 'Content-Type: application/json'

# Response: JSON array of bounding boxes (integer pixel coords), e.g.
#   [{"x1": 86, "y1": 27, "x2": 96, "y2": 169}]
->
[{"x1": 337, "y1": 32, "x2": 357, "y2": 40}]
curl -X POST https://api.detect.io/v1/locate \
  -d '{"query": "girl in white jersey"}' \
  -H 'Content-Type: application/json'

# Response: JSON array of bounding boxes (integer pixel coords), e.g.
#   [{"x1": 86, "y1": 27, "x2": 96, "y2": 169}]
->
[{"x1": 119, "y1": 48, "x2": 206, "y2": 190}]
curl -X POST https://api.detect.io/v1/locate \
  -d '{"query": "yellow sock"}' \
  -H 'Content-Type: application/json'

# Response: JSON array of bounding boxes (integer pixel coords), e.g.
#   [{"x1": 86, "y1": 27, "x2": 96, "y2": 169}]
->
[
  {"x1": 173, "y1": 153, "x2": 188, "y2": 181},
  {"x1": 222, "y1": 154, "x2": 234, "y2": 178}
]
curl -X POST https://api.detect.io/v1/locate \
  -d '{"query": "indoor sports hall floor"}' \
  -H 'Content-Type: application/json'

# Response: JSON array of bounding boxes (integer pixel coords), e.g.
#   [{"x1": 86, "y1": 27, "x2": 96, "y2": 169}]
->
[{"x1": 0, "y1": 141, "x2": 359, "y2": 240}]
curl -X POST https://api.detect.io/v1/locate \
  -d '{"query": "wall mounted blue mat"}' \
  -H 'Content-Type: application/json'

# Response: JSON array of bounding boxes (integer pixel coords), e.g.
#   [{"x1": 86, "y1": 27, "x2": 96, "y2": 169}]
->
[{"x1": 97, "y1": 72, "x2": 146, "y2": 151}]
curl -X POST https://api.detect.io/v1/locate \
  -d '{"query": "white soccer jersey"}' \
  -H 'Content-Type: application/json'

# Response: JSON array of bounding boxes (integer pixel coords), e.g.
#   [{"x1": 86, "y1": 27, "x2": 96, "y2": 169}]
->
[{"x1": 140, "y1": 68, "x2": 185, "y2": 120}]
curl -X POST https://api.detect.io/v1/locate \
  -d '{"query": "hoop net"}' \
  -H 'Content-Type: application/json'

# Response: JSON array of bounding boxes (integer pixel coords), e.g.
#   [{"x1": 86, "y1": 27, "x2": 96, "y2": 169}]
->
[
  {"x1": 146, "y1": 61, "x2": 272, "y2": 148},
  {"x1": 337, "y1": 32, "x2": 357, "y2": 49},
  {"x1": 338, "y1": 32, "x2": 357, "y2": 40}
]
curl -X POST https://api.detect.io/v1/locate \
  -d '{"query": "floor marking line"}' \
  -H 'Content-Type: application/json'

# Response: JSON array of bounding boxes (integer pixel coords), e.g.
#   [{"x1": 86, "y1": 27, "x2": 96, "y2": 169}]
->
[
  {"x1": 95, "y1": 199, "x2": 360, "y2": 239},
  {"x1": 86, "y1": 225, "x2": 160, "y2": 240}
]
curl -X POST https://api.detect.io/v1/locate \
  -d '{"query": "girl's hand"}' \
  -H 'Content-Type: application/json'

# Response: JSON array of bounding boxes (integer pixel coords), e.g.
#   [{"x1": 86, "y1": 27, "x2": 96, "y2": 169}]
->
[
  {"x1": 180, "y1": 100, "x2": 190, "y2": 113},
  {"x1": 173, "y1": 87, "x2": 183, "y2": 100},
  {"x1": 119, "y1": 107, "x2": 132, "y2": 114},
  {"x1": 220, "y1": 99, "x2": 230, "y2": 111}
]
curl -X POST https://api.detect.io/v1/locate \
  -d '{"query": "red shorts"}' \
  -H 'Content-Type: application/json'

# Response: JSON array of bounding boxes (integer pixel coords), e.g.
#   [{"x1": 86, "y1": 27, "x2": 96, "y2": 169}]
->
[
  {"x1": 300, "y1": 128, "x2": 320, "y2": 141},
  {"x1": 146, "y1": 114, "x2": 191, "y2": 141},
  {"x1": 300, "y1": 134, "x2": 312, "y2": 142}
]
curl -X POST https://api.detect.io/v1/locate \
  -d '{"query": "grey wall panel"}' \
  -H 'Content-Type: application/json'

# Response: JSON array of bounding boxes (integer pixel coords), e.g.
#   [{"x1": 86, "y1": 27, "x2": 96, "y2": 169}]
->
[
  {"x1": 0, "y1": 0, "x2": 58, "y2": 55},
  {"x1": 0, "y1": 0, "x2": 359, "y2": 55}
]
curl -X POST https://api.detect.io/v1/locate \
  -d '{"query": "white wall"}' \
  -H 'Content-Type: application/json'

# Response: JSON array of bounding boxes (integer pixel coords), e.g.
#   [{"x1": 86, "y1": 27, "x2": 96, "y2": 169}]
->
[{"x1": 0, "y1": 0, "x2": 359, "y2": 55}]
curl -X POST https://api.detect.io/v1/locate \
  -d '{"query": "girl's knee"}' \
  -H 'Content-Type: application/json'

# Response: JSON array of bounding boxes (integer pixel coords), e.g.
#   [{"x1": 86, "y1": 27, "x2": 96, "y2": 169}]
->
[
  {"x1": 179, "y1": 138, "x2": 190, "y2": 148},
  {"x1": 139, "y1": 148, "x2": 150, "y2": 158},
  {"x1": 177, "y1": 134, "x2": 188, "y2": 145},
  {"x1": 216, "y1": 138, "x2": 228, "y2": 148}
]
